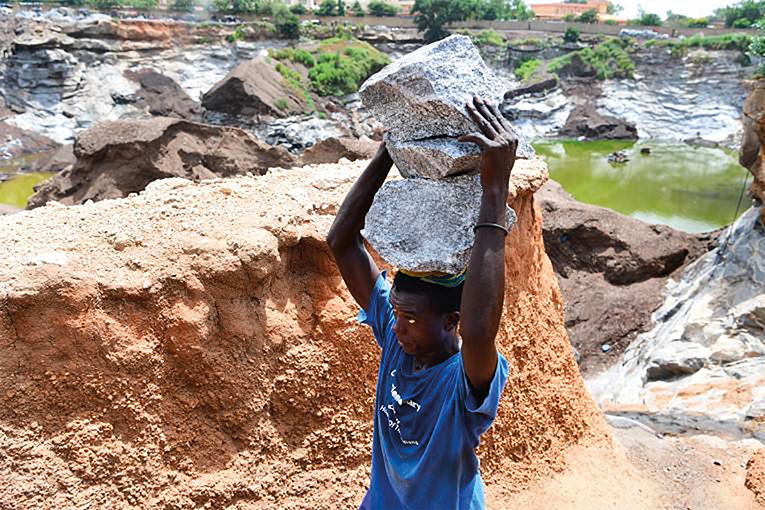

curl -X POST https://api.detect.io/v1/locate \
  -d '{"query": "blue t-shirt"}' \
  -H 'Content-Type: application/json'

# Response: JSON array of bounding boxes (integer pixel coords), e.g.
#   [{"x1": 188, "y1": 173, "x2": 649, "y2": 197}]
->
[{"x1": 358, "y1": 272, "x2": 509, "y2": 510}]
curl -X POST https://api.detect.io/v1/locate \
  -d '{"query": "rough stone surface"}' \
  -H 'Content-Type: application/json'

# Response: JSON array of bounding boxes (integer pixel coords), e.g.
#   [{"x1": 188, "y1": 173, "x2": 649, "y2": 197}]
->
[
  {"x1": 301, "y1": 136, "x2": 379, "y2": 166},
  {"x1": 363, "y1": 159, "x2": 546, "y2": 273},
  {"x1": 559, "y1": 105, "x2": 638, "y2": 140},
  {"x1": 747, "y1": 448, "x2": 765, "y2": 506},
  {"x1": 359, "y1": 35, "x2": 508, "y2": 144},
  {"x1": 386, "y1": 133, "x2": 536, "y2": 179},
  {"x1": 385, "y1": 136, "x2": 482, "y2": 179},
  {"x1": 125, "y1": 68, "x2": 203, "y2": 121},
  {"x1": 589, "y1": 206, "x2": 765, "y2": 440},
  {"x1": 201, "y1": 57, "x2": 307, "y2": 118},
  {"x1": 27, "y1": 118, "x2": 297, "y2": 208},
  {"x1": 538, "y1": 180, "x2": 717, "y2": 375},
  {"x1": 740, "y1": 80, "x2": 765, "y2": 224},
  {"x1": 0, "y1": 160, "x2": 609, "y2": 509}
]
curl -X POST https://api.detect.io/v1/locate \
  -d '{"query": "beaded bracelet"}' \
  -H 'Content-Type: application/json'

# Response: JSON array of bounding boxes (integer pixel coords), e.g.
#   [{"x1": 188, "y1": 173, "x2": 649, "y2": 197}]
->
[{"x1": 473, "y1": 222, "x2": 509, "y2": 236}]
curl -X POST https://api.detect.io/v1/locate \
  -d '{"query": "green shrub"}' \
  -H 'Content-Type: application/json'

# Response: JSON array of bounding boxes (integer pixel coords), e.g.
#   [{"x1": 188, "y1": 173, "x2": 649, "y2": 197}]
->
[
  {"x1": 563, "y1": 26, "x2": 580, "y2": 43},
  {"x1": 226, "y1": 24, "x2": 247, "y2": 42},
  {"x1": 753, "y1": 18, "x2": 765, "y2": 76},
  {"x1": 577, "y1": 8, "x2": 598, "y2": 24},
  {"x1": 273, "y1": 4, "x2": 300, "y2": 38},
  {"x1": 316, "y1": 0, "x2": 337, "y2": 16},
  {"x1": 686, "y1": 17, "x2": 709, "y2": 28},
  {"x1": 351, "y1": 0, "x2": 364, "y2": 15},
  {"x1": 308, "y1": 43, "x2": 390, "y2": 95},
  {"x1": 549, "y1": 38, "x2": 635, "y2": 80},
  {"x1": 733, "y1": 17, "x2": 753, "y2": 28},
  {"x1": 290, "y1": 3, "x2": 306, "y2": 14},
  {"x1": 655, "y1": 33, "x2": 753, "y2": 54},
  {"x1": 274, "y1": 98, "x2": 289, "y2": 110},
  {"x1": 514, "y1": 58, "x2": 540, "y2": 80},
  {"x1": 473, "y1": 29, "x2": 504, "y2": 47},
  {"x1": 367, "y1": 0, "x2": 399, "y2": 16},
  {"x1": 171, "y1": 0, "x2": 194, "y2": 11}
]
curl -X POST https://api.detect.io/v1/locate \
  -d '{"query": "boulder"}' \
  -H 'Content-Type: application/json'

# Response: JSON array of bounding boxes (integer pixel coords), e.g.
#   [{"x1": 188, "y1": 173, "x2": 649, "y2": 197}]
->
[
  {"x1": 202, "y1": 57, "x2": 307, "y2": 118},
  {"x1": 27, "y1": 118, "x2": 297, "y2": 208},
  {"x1": 384, "y1": 136, "x2": 481, "y2": 179},
  {"x1": 538, "y1": 180, "x2": 717, "y2": 375},
  {"x1": 0, "y1": 121, "x2": 59, "y2": 159},
  {"x1": 559, "y1": 105, "x2": 638, "y2": 140},
  {"x1": 740, "y1": 80, "x2": 765, "y2": 224},
  {"x1": 589, "y1": 205, "x2": 765, "y2": 439},
  {"x1": 363, "y1": 158, "x2": 547, "y2": 273},
  {"x1": 0, "y1": 160, "x2": 615, "y2": 509},
  {"x1": 359, "y1": 35, "x2": 507, "y2": 144},
  {"x1": 504, "y1": 75, "x2": 559, "y2": 100},
  {"x1": 125, "y1": 69, "x2": 203, "y2": 121},
  {"x1": 301, "y1": 136, "x2": 379, "y2": 166}
]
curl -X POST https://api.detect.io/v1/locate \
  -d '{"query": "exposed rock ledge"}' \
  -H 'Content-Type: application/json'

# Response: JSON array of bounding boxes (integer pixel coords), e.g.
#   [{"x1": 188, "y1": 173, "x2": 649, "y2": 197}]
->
[{"x1": 0, "y1": 160, "x2": 626, "y2": 508}]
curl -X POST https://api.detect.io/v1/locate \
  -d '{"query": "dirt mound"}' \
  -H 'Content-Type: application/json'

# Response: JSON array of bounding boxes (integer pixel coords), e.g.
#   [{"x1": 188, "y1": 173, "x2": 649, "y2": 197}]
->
[
  {"x1": 301, "y1": 137, "x2": 380, "y2": 166},
  {"x1": 537, "y1": 180, "x2": 717, "y2": 374},
  {"x1": 1, "y1": 160, "x2": 611, "y2": 508},
  {"x1": 124, "y1": 69, "x2": 203, "y2": 121},
  {"x1": 202, "y1": 57, "x2": 308, "y2": 118},
  {"x1": 27, "y1": 118, "x2": 297, "y2": 208},
  {"x1": 747, "y1": 448, "x2": 765, "y2": 506}
]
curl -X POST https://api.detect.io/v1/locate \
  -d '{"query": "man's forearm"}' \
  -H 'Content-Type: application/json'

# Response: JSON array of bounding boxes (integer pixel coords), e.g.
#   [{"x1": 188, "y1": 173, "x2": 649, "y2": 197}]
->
[
  {"x1": 327, "y1": 148, "x2": 393, "y2": 253},
  {"x1": 461, "y1": 187, "x2": 507, "y2": 346}
]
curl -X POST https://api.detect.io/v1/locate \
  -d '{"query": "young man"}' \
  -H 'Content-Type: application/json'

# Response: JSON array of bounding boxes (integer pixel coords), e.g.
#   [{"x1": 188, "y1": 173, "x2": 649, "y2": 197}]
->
[{"x1": 326, "y1": 97, "x2": 517, "y2": 509}]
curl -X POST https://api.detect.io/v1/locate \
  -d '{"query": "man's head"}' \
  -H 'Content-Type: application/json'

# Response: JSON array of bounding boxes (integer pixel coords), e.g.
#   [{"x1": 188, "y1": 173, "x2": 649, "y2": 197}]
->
[{"x1": 390, "y1": 271, "x2": 463, "y2": 359}]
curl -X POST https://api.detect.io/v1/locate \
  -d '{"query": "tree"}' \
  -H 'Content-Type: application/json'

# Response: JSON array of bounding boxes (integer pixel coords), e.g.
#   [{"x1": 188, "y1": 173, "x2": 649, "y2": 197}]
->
[
  {"x1": 337, "y1": 0, "x2": 346, "y2": 16},
  {"x1": 367, "y1": 0, "x2": 399, "y2": 16},
  {"x1": 316, "y1": 0, "x2": 337, "y2": 16},
  {"x1": 637, "y1": 11, "x2": 662, "y2": 26},
  {"x1": 212, "y1": 0, "x2": 257, "y2": 14},
  {"x1": 350, "y1": 0, "x2": 364, "y2": 15},
  {"x1": 171, "y1": 0, "x2": 194, "y2": 11},
  {"x1": 411, "y1": 0, "x2": 476, "y2": 42},
  {"x1": 290, "y1": 3, "x2": 306, "y2": 14},
  {"x1": 273, "y1": 3, "x2": 300, "y2": 38},
  {"x1": 563, "y1": 25, "x2": 580, "y2": 43},
  {"x1": 606, "y1": 1, "x2": 622, "y2": 15},
  {"x1": 578, "y1": 8, "x2": 598, "y2": 23}
]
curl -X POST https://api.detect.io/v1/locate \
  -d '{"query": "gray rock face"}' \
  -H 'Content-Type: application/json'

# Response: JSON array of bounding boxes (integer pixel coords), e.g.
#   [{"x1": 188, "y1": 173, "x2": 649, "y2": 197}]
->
[
  {"x1": 589, "y1": 205, "x2": 765, "y2": 439},
  {"x1": 362, "y1": 174, "x2": 517, "y2": 273},
  {"x1": 386, "y1": 136, "x2": 481, "y2": 179},
  {"x1": 360, "y1": 35, "x2": 507, "y2": 144}
]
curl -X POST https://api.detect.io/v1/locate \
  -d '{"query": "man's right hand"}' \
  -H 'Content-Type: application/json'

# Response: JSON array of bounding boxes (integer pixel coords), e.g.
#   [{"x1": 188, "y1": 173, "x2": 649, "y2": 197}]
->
[{"x1": 458, "y1": 96, "x2": 518, "y2": 193}]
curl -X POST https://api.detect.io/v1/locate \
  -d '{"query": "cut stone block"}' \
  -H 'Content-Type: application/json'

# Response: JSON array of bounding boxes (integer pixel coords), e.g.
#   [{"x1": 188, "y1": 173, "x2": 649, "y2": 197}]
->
[
  {"x1": 387, "y1": 135, "x2": 537, "y2": 179},
  {"x1": 362, "y1": 174, "x2": 517, "y2": 273},
  {"x1": 359, "y1": 34, "x2": 508, "y2": 144}
]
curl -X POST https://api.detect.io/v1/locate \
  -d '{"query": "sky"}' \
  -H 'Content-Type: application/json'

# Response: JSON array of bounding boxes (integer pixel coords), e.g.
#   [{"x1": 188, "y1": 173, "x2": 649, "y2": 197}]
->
[{"x1": 530, "y1": 0, "x2": 737, "y2": 19}]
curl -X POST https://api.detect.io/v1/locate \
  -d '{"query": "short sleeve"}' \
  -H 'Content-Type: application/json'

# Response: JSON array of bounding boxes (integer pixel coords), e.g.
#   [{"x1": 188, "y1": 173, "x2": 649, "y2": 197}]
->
[
  {"x1": 459, "y1": 353, "x2": 509, "y2": 447},
  {"x1": 357, "y1": 271, "x2": 395, "y2": 349}
]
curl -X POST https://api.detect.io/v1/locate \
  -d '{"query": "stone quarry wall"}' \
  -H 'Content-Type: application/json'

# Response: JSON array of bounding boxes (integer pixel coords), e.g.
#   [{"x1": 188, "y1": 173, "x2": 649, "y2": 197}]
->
[{"x1": 0, "y1": 160, "x2": 608, "y2": 508}]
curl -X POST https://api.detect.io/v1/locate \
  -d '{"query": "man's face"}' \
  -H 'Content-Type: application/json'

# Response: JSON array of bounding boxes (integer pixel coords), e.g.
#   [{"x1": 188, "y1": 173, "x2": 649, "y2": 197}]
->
[{"x1": 390, "y1": 288, "x2": 455, "y2": 358}]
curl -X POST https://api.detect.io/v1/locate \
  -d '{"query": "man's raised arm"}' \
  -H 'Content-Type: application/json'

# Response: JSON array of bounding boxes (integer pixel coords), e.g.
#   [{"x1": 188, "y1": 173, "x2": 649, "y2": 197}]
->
[
  {"x1": 458, "y1": 97, "x2": 518, "y2": 395},
  {"x1": 327, "y1": 143, "x2": 394, "y2": 310}
]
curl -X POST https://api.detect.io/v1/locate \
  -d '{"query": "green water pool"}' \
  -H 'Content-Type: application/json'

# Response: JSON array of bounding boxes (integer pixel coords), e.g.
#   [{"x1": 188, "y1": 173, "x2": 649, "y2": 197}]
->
[
  {"x1": 533, "y1": 140, "x2": 751, "y2": 233},
  {"x1": 0, "y1": 172, "x2": 52, "y2": 210}
]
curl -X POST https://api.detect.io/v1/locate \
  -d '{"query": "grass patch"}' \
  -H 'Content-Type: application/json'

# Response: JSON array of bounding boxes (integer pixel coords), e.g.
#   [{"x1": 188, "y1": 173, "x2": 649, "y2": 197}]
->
[
  {"x1": 515, "y1": 59, "x2": 541, "y2": 81},
  {"x1": 472, "y1": 29, "x2": 504, "y2": 47},
  {"x1": 652, "y1": 33, "x2": 753, "y2": 57},
  {"x1": 270, "y1": 38, "x2": 390, "y2": 97},
  {"x1": 549, "y1": 38, "x2": 635, "y2": 80},
  {"x1": 274, "y1": 98, "x2": 289, "y2": 111}
]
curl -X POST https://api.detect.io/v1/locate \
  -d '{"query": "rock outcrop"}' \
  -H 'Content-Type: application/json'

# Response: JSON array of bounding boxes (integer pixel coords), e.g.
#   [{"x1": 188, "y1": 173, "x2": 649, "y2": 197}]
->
[
  {"x1": 124, "y1": 69, "x2": 203, "y2": 121},
  {"x1": 589, "y1": 205, "x2": 765, "y2": 439},
  {"x1": 559, "y1": 105, "x2": 638, "y2": 140},
  {"x1": 0, "y1": 160, "x2": 612, "y2": 509},
  {"x1": 27, "y1": 118, "x2": 297, "y2": 208},
  {"x1": 202, "y1": 58, "x2": 307, "y2": 118},
  {"x1": 740, "y1": 80, "x2": 765, "y2": 224},
  {"x1": 538, "y1": 180, "x2": 716, "y2": 375}
]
